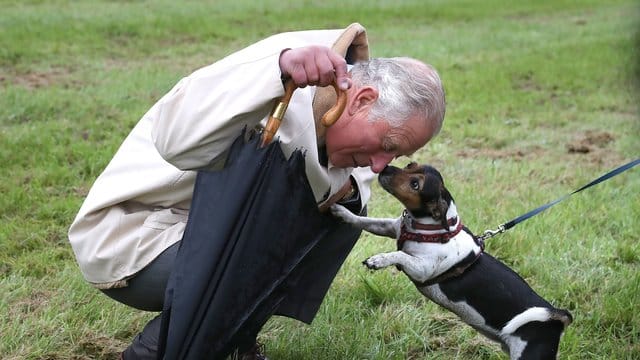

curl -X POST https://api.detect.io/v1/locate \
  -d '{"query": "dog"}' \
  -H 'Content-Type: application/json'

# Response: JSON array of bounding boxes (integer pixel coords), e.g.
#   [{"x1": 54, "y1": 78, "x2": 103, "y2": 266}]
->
[{"x1": 331, "y1": 162, "x2": 572, "y2": 360}]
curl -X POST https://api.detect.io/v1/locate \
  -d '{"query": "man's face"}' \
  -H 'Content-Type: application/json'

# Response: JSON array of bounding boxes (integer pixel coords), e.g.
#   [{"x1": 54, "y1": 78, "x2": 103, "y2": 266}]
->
[{"x1": 325, "y1": 110, "x2": 435, "y2": 173}]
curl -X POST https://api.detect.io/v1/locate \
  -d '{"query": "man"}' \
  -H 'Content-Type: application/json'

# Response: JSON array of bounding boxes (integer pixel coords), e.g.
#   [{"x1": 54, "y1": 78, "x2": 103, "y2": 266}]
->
[{"x1": 68, "y1": 23, "x2": 445, "y2": 359}]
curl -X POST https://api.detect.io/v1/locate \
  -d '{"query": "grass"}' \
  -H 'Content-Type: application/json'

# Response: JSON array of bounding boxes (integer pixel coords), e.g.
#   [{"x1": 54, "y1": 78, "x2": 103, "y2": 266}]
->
[{"x1": 1, "y1": 0, "x2": 638, "y2": 358}]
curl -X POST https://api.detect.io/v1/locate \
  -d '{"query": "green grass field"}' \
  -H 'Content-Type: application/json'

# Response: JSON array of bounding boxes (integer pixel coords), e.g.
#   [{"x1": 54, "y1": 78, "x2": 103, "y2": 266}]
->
[{"x1": 1, "y1": 0, "x2": 638, "y2": 359}]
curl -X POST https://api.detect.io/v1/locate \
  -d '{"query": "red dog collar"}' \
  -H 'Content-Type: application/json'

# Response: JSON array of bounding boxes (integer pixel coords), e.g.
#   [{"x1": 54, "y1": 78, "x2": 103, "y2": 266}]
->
[{"x1": 397, "y1": 211, "x2": 464, "y2": 249}]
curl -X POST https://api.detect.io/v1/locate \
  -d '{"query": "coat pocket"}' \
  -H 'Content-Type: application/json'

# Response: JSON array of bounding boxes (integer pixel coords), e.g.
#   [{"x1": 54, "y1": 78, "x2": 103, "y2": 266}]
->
[{"x1": 142, "y1": 208, "x2": 189, "y2": 231}]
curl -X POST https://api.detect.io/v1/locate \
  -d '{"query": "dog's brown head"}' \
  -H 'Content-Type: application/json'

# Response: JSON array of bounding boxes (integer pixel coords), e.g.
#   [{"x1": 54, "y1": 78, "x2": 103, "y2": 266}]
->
[{"x1": 378, "y1": 162, "x2": 453, "y2": 227}]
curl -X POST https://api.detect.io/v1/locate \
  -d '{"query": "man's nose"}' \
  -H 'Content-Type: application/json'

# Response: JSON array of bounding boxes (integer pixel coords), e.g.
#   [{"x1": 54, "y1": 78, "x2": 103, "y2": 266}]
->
[{"x1": 369, "y1": 153, "x2": 396, "y2": 173}]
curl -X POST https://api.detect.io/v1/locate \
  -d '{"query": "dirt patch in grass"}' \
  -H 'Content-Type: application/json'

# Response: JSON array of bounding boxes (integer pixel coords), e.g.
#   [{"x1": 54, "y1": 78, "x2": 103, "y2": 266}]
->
[
  {"x1": 34, "y1": 333, "x2": 126, "y2": 360},
  {"x1": 566, "y1": 130, "x2": 615, "y2": 154},
  {"x1": 456, "y1": 145, "x2": 547, "y2": 160},
  {"x1": 565, "y1": 130, "x2": 626, "y2": 167},
  {"x1": 8, "y1": 290, "x2": 52, "y2": 318},
  {"x1": 73, "y1": 334, "x2": 125, "y2": 360},
  {"x1": 1, "y1": 67, "x2": 82, "y2": 90},
  {"x1": 512, "y1": 71, "x2": 543, "y2": 92},
  {"x1": 456, "y1": 130, "x2": 625, "y2": 168}
]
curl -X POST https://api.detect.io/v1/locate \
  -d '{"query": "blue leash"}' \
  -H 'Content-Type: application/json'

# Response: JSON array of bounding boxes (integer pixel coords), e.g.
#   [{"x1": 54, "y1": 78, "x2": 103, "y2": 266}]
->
[{"x1": 477, "y1": 158, "x2": 640, "y2": 243}]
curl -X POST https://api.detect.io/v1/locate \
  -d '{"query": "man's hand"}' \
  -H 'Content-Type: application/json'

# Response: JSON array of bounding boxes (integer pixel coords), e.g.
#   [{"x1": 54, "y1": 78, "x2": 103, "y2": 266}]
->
[{"x1": 279, "y1": 46, "x2": 351, "y2": 91}]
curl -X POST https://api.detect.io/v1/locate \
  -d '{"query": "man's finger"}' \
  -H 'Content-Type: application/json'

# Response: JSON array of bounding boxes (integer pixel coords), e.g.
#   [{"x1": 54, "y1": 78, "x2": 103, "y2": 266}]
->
[
  {"x1": 315, "y1": 51, "x2": 336, "y2": 87},
  {"x1": 328, "y1": 51, "x2": 350, "y2": 90}
]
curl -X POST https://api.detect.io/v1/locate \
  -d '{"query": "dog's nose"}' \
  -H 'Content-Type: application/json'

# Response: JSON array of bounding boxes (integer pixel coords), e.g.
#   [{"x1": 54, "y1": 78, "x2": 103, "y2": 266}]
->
[
  {"x1": 370, "y1": 152, "x2": 396, "y2": 173},
  {"x1": 380, "y1": 165, "x2": 398, "y2": 176}
]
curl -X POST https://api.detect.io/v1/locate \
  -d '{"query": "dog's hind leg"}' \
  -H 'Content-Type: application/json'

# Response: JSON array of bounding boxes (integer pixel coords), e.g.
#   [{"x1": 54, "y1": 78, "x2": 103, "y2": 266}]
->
[
  {"x1": 501, "y1": 307, "x2": 570, "y2": 360},
  {"x1": 364, "y1": 251, "x2": 436, "y2": 283},
  {"x1": 508, "y1": 319, "x2": 565, "y2": 360}
]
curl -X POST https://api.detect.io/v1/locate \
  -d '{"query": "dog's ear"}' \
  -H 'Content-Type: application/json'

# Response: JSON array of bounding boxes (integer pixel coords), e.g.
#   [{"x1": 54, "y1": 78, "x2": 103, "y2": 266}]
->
[
  {"x1": 427, "y1": 195, "x2": 449, "y2": 229},
  {"x1": 422, "y1": 168, "x2": 450, "y2": 225},
  {"x1": 436, "y1": 197, "x2": 450, "y2": 229},
  {"x1": 438, "y1": 184, "x2": 455, "y2": 229}
]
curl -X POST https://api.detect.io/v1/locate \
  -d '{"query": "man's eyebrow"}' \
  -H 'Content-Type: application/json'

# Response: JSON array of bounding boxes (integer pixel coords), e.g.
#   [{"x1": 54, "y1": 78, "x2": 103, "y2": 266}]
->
[
  {"x1": 382, "y1": 136, "x2": 397, "y2": 152},
  {"x1": 385, "y1": 134, "x2": 417, "y2": 156}
]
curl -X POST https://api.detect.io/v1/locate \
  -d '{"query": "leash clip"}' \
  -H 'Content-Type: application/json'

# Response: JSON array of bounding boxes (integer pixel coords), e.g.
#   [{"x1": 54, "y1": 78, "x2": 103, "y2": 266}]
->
[{"x1": 477, "y1": 224, "x2": 506, "y2": 243}]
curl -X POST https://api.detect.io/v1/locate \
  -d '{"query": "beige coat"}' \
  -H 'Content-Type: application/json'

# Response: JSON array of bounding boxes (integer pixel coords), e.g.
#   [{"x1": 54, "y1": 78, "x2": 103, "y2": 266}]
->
[{"x1": 68, "y1": 24, "x2": 375, "y2": 289}]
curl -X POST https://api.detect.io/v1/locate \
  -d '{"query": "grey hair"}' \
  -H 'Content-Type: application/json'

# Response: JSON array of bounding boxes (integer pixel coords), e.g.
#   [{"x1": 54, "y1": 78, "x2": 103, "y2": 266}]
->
[{"x1": 350, "y1": 57, "x2": 446, "y2": 134}]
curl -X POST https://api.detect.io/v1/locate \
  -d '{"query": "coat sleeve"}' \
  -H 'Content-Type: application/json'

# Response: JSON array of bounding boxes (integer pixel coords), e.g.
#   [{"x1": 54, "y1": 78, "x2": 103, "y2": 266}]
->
[
  {"x1": 150, "y1": 37, "x2": 296, "y2": 170},
  {"x1": 149, "y1": 29, "x2": 346, "y2": 171}
]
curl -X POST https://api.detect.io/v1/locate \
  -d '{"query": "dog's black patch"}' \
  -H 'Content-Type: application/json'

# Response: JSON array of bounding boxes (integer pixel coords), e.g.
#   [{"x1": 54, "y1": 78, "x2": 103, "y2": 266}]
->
[{"x1": 437, "y1": 248, "x2": 556, "y2": 331}]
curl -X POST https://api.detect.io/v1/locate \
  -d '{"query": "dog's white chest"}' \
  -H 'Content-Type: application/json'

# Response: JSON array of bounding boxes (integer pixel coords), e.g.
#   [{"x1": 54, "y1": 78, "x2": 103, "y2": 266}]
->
[{"x1": 401, "y1": 231, "x2": 479, "y2": 279}]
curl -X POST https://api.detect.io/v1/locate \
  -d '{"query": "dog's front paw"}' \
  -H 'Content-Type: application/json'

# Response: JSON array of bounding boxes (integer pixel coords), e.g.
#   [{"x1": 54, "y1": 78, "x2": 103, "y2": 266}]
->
[
  {"x1": 363, "y1": 254, "x2": 391, "y2": 270},
  {"x1": 330, "y1": 204, "x2": 353, "y2": 222}
]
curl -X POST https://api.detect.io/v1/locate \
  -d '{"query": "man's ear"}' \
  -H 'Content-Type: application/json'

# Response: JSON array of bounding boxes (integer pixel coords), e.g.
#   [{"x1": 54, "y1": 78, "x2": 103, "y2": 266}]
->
[{"x1": 347, "y1": 86, "x2": 378, "y2": 116}]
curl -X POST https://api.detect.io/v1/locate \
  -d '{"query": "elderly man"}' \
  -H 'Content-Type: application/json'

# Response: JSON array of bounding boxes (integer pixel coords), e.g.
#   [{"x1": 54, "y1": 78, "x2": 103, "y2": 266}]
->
[{"x1": 68, "y1": 23, "x2": 445, "y2": 359}]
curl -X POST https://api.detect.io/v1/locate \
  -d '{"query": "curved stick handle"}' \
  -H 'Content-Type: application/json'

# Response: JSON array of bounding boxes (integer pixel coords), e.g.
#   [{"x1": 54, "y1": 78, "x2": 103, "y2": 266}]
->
[
  {"x1": 320, "y1": 81, "x2": 347, "y2": 127},
  {"x1": 261, "y1": 80, "x2": 347, "y2": 147}
]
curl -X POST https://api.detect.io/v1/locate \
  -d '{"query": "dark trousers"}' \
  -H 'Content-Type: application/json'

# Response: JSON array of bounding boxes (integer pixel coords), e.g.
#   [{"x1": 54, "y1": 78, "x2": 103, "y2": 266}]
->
[{"x1": 101, "y1": 213, "x2": 363, "y2": 359}]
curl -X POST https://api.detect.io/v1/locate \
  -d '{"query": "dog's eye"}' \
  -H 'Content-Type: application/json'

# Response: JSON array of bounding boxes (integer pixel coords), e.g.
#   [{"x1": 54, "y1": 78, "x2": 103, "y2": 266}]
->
[{"x1": 410, "y1": 178, "x2": 420, "y2": 190}]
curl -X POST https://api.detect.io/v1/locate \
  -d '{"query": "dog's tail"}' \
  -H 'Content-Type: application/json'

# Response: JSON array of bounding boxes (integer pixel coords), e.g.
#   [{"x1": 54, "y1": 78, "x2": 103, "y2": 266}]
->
[{"x1": 549, "y1": 308, "x2": 573, "y2": 329}]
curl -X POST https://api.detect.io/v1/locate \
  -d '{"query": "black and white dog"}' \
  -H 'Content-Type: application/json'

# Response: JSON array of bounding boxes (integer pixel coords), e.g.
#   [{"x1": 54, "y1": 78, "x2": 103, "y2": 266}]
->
[{"x1": 331, "y1": 162, "x2": 572, "y2": 360}]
